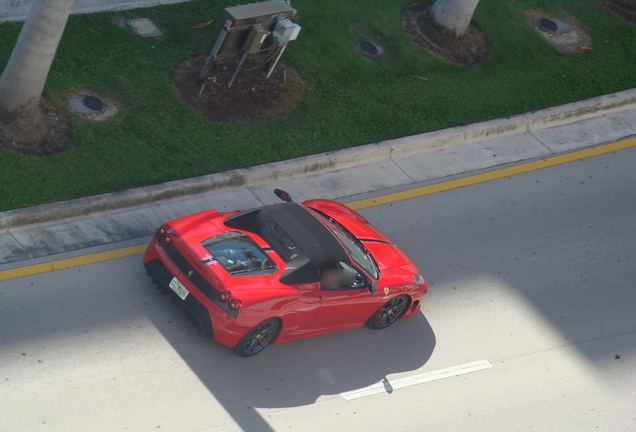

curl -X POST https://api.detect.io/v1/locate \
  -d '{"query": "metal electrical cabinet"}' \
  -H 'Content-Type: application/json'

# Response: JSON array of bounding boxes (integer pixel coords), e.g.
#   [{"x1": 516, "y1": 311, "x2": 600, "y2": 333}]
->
[
  {"x1": 199, "y1": 0, "x2": 301, "y2": 86},
  {"x1": 207, "y1": 0, "x2": 297, "y2": 63}
]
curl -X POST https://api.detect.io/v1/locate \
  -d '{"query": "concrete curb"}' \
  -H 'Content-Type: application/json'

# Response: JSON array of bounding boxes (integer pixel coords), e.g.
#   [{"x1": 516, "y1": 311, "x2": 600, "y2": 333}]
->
[
  {"x1": 1, "y1": 87, "x2": 635, "y2": 230},
  {"x1": 0, "y1": 0, "x2": 190, "y2": 23}
]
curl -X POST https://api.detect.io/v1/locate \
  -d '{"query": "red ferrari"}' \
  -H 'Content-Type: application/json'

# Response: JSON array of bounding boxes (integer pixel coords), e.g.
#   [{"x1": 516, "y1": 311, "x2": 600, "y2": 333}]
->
[{"x1": 143, "y1": 189, "x2": 428, "y2": 356}]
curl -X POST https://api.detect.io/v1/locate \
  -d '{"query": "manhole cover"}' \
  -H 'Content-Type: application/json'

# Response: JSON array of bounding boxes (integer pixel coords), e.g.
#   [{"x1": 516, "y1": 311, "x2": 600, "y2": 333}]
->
[
  {"x1": 538, "y1": 18, "x2": 570, "y2": 33},
  {"x1": 68, "y1": 93, "x2": 118, "y2": 120},
  {"x1": 358, "y1": 40, "x2": 382, "y2": 55},
  {"x1": 69, "y1": 96, "x2": 104, "y2": 114},
  {"x1": 83, "y1": 95, "x2": 104, "y2": 112}
]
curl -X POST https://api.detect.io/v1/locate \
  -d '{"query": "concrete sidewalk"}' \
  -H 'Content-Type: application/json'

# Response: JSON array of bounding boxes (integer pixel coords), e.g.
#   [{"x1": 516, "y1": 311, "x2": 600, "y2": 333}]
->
[
  {"x1": 1, "y1": 88, "x2": 635, "y2": 266},
  {"x1": 0, "y1": 0, "x2": 189, "y2": 23}
]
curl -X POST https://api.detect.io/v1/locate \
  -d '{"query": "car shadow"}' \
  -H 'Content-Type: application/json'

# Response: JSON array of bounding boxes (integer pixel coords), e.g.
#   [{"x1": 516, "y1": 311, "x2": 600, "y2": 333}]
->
[{"x1": 146, "y1": 288, "x2": 436, "y2": 430}]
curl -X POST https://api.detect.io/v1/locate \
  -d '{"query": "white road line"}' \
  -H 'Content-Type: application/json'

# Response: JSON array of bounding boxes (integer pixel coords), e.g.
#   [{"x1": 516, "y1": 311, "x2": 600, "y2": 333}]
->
[{"x1": 340, "y1": 359, "x2": 493, "y2": 400}]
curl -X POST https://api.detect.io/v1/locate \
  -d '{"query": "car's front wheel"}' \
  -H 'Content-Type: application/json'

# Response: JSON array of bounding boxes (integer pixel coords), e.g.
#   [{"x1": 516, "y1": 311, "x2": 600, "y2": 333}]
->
[
  {"x1": 234, "y1": 319, "x2": 281, "y2": 357},
  {"x1": 366, "y1": 295, "x2": 409, "y2": 330}
]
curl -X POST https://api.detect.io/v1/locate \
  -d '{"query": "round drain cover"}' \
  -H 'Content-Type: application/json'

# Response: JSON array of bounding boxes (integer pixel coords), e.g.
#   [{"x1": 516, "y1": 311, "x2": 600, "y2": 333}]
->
[
  {"x1": 83, "y1": 95, "x2": 104, "y2": 112},
  {"x1": 538, "y1": 18, "x2": 557, "y2": 32},
  {"x1": 358, "y1": 40, "x2": 379, "y2": 55},
  {"x1": 538, "y1": 18, "x2": 570, "y2": 33}
]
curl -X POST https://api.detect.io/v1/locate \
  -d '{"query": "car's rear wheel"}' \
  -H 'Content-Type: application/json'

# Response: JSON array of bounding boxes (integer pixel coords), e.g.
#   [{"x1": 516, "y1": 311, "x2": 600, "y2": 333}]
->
[
  {"x1": 234, "y1": 319, "x2": 280, "y2": 357},
  {"x1": 366, "y1": 295, "x2": 409, "y2": 330}
]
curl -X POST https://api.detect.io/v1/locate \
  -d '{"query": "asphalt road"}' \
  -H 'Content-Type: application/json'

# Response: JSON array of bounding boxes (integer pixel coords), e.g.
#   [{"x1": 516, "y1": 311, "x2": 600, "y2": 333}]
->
[{"x1": 1, "y1": 145, "x2": 634, "y2": 431}]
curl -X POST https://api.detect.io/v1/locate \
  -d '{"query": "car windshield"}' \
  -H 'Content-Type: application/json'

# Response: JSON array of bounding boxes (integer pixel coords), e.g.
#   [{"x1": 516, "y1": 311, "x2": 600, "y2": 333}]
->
[
  {"x1": 200, "y1": 231, "x2": 277, "y2": 276},
  {"x1": 312, "y1": 211, "x2": 379, "y2": 279}
]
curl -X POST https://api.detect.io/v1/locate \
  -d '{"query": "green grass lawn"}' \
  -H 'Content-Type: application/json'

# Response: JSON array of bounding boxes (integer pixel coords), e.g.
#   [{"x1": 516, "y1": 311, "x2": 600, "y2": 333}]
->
[{"x1": 1, "y1": 0, "x2": 635, "y2": 211}]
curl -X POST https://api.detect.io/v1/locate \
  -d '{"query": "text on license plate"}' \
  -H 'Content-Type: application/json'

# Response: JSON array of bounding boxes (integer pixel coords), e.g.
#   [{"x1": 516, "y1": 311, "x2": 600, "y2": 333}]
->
[{"x1": 169, "y1": 277, "x2": 189, "y2": 300}]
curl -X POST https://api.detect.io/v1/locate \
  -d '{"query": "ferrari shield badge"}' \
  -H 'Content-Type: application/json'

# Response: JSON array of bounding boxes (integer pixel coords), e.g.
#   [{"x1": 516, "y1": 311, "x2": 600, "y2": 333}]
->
[{"x1": 384, "y1": 287, "x2": 390, "y2": 295}]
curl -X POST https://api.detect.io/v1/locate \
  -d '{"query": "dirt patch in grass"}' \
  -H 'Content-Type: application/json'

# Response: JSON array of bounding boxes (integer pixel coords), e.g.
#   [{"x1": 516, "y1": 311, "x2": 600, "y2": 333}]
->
[
  {"x1": 525, "y1": 10, "x2": 592, "y2": 53},
  {"x1": 171, "y1": 56, "x2": 307, "y2": 124},
  {"x1": 401, "y1": 2, "x2": 489, "y2": 66},
  {"x1": 597, "y1": 0, "x2": 636, "y2": 23},
  {"x1": 0, "y1": 99, "x2": 70, "y2": 156}
]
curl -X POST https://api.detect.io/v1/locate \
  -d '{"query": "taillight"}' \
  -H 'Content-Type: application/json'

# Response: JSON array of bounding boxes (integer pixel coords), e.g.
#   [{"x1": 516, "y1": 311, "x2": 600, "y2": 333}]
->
[
  {"x1": 158, "y1": 226, "x2": 175, "y2": 244},
  {"x1": 219, "y1": 291, "x2": 231, "y2": 302},
  {"x1": 228, "y1": 299, "x2": 242, "y2": 311}
]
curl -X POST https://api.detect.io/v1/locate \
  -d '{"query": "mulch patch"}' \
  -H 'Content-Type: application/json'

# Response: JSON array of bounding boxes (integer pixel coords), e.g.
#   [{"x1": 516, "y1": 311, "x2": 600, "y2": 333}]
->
[
  {"x1": 597, "y1": 0, "x2": 636, "y2": 23},
  {"x1": 0, "y1": 99, "x2": 70, "y2": 156},
  {"x1": 171, "y1": 56, "x2": 307, "y2": 124}
]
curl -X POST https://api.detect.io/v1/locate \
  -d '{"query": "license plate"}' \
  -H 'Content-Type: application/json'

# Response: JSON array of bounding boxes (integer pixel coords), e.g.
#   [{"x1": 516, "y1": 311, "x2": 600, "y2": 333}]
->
[{"x1": 169, "y1": 277, "x2": 189, "y2": 300}]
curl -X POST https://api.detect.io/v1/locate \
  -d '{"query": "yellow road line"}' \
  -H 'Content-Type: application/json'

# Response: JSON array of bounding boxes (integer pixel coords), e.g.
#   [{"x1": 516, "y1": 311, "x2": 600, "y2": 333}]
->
[
  {"x1": 347, "y1": 137, "x2": 636, "y2": 210},
  {"x1": 1, "y1": 137, "x2": 635, "y2": 282},
  {"x1": 0, "y1": 244, "x2": 147, "y2": 282}
]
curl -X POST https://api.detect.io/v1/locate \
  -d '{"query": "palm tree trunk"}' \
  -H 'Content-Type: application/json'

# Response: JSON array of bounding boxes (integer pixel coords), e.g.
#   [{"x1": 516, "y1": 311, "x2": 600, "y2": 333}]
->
[
  {"x1": 0, "y1": 0, "x2": 75, "y2": 120},
  {"x1": 431, "y1": 0, "x2": 480, "y2": 37}
]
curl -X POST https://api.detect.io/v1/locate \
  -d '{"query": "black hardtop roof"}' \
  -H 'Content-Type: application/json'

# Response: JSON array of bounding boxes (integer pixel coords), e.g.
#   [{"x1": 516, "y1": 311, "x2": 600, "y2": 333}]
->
[{"x1": 224, "y1": 202, "x2": 349, "y2": 284}]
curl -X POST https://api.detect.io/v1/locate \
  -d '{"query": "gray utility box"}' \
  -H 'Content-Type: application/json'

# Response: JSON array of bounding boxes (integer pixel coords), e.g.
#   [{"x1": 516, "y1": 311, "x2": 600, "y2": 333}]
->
[
  {"x1": 273, "y1": 18, "x2": 301, "y2": 46},
  {"x1": 207, "y1": 0, "x2": 297, "y2": 63},
  {"x1": 244, "y1": 26, "x2": 271, "y2": 54}
]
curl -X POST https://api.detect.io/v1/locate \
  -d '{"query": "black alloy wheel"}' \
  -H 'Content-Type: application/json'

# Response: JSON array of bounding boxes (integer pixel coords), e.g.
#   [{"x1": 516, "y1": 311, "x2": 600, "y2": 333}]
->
[
  {"x1": 234, "y1": 319, "x2": 280, "y2": 357},
  {"x1": 366, "y1": 295, "x2": 409, "y2": 330}
]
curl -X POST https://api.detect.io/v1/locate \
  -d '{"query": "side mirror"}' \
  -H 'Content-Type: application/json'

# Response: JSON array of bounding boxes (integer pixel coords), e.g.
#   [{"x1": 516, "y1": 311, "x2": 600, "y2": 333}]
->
[
  {"x1": 274, "y1": 188, "x2": 293, "y2": 202},
  {"x1": 368, "y1": 282, "x2": 377, "y2": 295}
]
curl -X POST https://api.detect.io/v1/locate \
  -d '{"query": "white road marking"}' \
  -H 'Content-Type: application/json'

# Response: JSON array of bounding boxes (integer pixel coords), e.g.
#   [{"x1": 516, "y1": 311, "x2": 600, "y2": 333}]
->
[{"x1": 340, "y1": 359, "x2": 493, "y2": 400}]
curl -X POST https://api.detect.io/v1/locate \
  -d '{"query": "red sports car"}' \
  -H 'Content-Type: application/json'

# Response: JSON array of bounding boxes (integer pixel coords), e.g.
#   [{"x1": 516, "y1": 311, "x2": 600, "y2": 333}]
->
[{"x1": 143, "y1": 190, "x2": 428, "y2": 356}]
